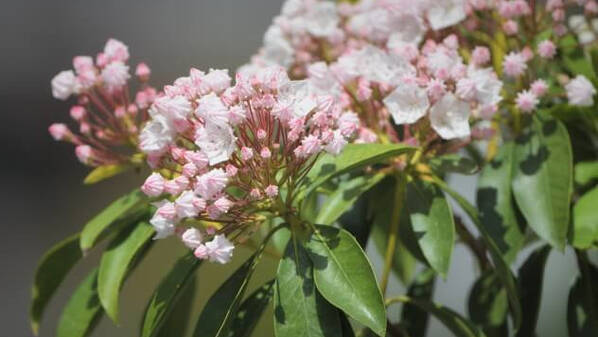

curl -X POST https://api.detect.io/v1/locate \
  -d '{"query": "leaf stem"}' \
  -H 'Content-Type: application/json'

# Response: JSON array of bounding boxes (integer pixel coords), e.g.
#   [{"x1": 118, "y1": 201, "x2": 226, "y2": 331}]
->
[{"x1": 380, "y1": 173, "x2": 406, "y2": 295}]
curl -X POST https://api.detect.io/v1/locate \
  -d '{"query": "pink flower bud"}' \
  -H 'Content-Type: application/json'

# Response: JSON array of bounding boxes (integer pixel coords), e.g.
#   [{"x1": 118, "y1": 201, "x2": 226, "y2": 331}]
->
[
  {"x1": 135, "y1": 62, "x2": 151, "y2": 81},
  {"x1": 260, "y1": 147, "x2": 272, "y2": 159},
  {"x1": 531, "y1": 79, "x2": 549, "y2": 97},
  {"x1": 537, "y1": 40, "x2": 556, "y2": 59},
  {"x1": 70, "y1": 106, "x2": 86, "y2": 121},
  {"x1": 257, "y1": 129, "x2": 267, "y2": 140},
  {"x1": 250, "y1": 188, "x2": 262, "y2": 199},
  {"x1": 516, "y1": 90, "x2": 539, "y2": 113},
  {"x1": 142, "y1": 173, "x2": 165, "y2": 197},
  {"x1": 265, "y1": 185, "x2": 279, "y2": 198},
  {"x1": 241, "y1": 147, "x2": 254, "y2": 160},
  {"x1": 225, "y1": 164, "x2": 238, "y2": 177},
  {"x1": 75, "y1": 145, "x2": 94, "y2": 164},
  {"x1": 49, "y1": 123, "x2": 71, "y2": 141},
  {"x1": 182, "y1": 163, "x2": 198, "y2": 177},
  {"x1": 181, "y1": 227, "x2": 203, "y2": 249},
  {"x1": 471, "y1": 46, "x2": 490, "y2": 66},
  {"x1": 503, "y1": 20, "x2": 518, "y2": 35},
  {"x1": 157, "y1": 202, "x2": 177, "y2": 220}
]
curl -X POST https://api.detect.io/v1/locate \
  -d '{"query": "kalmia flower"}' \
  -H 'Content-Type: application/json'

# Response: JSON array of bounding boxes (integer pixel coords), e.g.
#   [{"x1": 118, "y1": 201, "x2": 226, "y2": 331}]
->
[
  {"x1": 139, "y1": 65, "x2": 358, "y2": 263},
  {"x1": 49, "y1": 39, "x2": 160, "y2": 167}
]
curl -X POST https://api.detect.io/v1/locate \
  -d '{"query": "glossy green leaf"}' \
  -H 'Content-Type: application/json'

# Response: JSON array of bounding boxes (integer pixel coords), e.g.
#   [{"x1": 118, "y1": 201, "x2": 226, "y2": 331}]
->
[
  {"x1": 56, "y1": 269, "x2": 103, "y2": 337},
  {"x1": 193, "y1": 244, "x2": 269, "y2": 337},
  {"x1": 84, "y1": 164, "x2": 131, "y2": 185},
  {"x1": 141, "y1": 252, "x2": 201, "y2": 337},
  {"x1": 369, "y1": 177, "x2": 416, "y2": 284},
  {"x1": 468, "y1": 271, "x2": 508, "y2": 337},
  {"x1": 568, "y1": 254, "x2": 598, "y2": 336},
  {"x1": 229, "y1": 280, "x2": 274, "y2": 337},
  {"x1": 389, "y1": 296, "x2": 485, "y2": 337},
  {"x1": 30, "y1": 233, "x2": 82, "y2": 335},
  {"x1": 299, "y1": 143, "x2": 414, "y2": 200},
  {"x1": 274, "y1": 241, "x2": 341, "y2": 337},
  {"x1": 575, "y1": 161, "x2": 598, "y2": 186},
  {"x1": 400, "y1": 268, "x2": 436, "y2": 337},
  {"x1": 571, "y1": 187, "x2": 598, "y2": 249},
  {"x1": 433, "y1": 179, "x2": 522, "y2": 331},
  {"x1": 512, "y1": 113, "x2": 573, "y2": 249},
  {"x1": 316, "y1": 173, "x2": 385, "y2": 225},
  {"x1": 306, "y1": 225, "x2": 387, "y2": 337},
  {"x1": 98, "y1": 221, "x2": 154, "y2": 323},
  {"x1": 403, "y1": 180, "x2": 455, "y2": 277},
  {"x1": 515, "y1": 245, "x2": 551, "y2": 337},
  {"x1": 429, "y1": 154, "x2": 479, "y2": 175},
  {"x1": 80, "y1": 189, "x2": 147, "y2": 252},
  {"x1": 156, "y1": 273, "x2": 197, "y2": 337},
  {"x1": 477, "y1": 142, "x2": 525, "y2": 263}
]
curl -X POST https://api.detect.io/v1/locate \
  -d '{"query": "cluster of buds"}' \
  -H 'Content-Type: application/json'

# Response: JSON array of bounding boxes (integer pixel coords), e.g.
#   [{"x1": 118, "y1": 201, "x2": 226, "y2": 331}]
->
[
  {"x1": 49, "y1": 39, "x2": 159, "y2": 166},
  {"x1": 139, "y1": 65, "x2": 359, "y2": 263}
]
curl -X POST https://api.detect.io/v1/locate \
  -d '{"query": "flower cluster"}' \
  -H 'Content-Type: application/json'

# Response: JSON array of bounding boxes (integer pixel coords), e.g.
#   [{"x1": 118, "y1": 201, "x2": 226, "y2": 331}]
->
[
  {"x1": 139, "y1": 65, "x2": 358, "y2": 263},
  {"x1": 49, "y1": 39, "x2": 159, "y2": 166}
]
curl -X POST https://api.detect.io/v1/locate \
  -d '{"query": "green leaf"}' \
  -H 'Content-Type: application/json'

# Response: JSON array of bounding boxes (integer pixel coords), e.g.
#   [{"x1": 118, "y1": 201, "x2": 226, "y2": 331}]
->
[
  {"x1": 56, "y1": 268, "x2": 103, "y2": 337},
  {"x1": 274, "y1": 241, "x2": 341, "y2": 337},
  {"x1": 30, "y1": 233, "x2": 82, "y2": 335},
  {"x1": 512, "y1": 113, "x2": 573, "y2": 249},
  {"x1": 400, "y1": 268, "x2": 436, "y2": 337},
  {"x1": 389, "y1": 296, "x2": 485, "y2": 337},
  {"x1": 156, "y1": 274, "x2": 197, "y2": 337},
  {"x1": 575, "y1": 161, "x2": 598, "y2": 186},
  {"x1": 98, "y1": 221, "x2": 154, "y2": 323},
  {"x1": 571, "y1": 187, "x2": 598, "y2": 249},
  {"x1": 192, "y1": 246, "x2": 268, "y2": 337},
  {"x1": 306, "y1": 225, "x2": 387, "y2": 336},
  {"x1": 229, "y1": 280, "x2": 274, "y2": 337},
  {"x1": 568, "y1": 254, "x2": 598, "y2": 336},
  {"x1": 369, "y1": 177, "x2": 416, "y2": 284},
  {"x1": 141, "y1": 252, "x2": 202, "y2": 337},
  {"x1": 477, "y1": 142, "x2": 525, "y2": 263},
  {"x1": 403, "y1": 180, "x2": 455, "y2": 277},
  {"x1": 316, "y1": 173, "x2": 385, "y2": 225},
  {"x1": 468, "y1": 271, "x2": 508, "y2": 337},
  {"x1": 299, "y1": 143, "x2": 414, "y2": 200},
  {"x1": 80, "y1": 189, "x2": 147, "y2": 252},
  {"x1": 433, "y1": 179, "x2": 522, "y2": 331},
  {"x1": 84, "y1": 164, "x2": 131, "y2": 184},
  {"x1": 515, "y1": 245, "x2": 551, "y2": 337},
  {"x1": 429, "y1": 154, "x2": 479, "y2": 175}
]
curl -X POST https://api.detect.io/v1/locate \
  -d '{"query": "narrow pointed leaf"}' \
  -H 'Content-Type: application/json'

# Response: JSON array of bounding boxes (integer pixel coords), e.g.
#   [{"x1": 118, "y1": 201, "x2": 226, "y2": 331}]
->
[
  {"x1": 428, "y1": 154, "x2": 479, "y2": 175},
  {"x1": 400, "y1": 268, "x2": 436, "y2": 337},
  {"x1": 30, "y1": 233, "x2": 82, "y2": 335},
  {"x1": 56, "y1": 268, "x2": 103, "y2": 337},
  {"x1": 316, "y1": 173, "x2": 385, "y2": 225},
  {"x1": 571, "y1": 187, "x2": 598, "y2": 249},
  {"x1": 403, "y1": 180, "x2": 454, "y2": 277},
  {"x1": 156, "y1": 274, "x2": 197, "y2": 337},
  {"x1": 84, "y1": 164, "x2": 131, "y2": 185},
  {"x1": 306, "y1": 225, "x2": 387, "y2": 337},
  {"x1": 80, "y1": 189, "x2": 147, "y2": 252},
  {"x1": 512, "y1": 113, "x2": 573, "y2": 249},
  {"x1": 515, "y1": 245, "x2": 551, "y2": 337},
  {"x1": 274, "y1": 241, "x2": 341, "y2": 337},
  {"x1": 468, "y1": 271, "x2": 508, "y2": 337},
  {"x1": 300, "y1": 143, "x2": 414, "y2": 199},
  {"x1": 477, "y1": 142, "x2": 524, "y2": 263},
  {"x1": 390, "y1": 296, "x2": 485, "y2": 337},
  {"x1": 98, "y1": 221, "x2": 154, "y2": 323},
  {"x1": 141, "y1": 252, "x2": 202, "y2": 337},
  {"x1": 229, "y1": 280, "x2": 274, "y2": 337},
  {"x1": 433, "y1": 179, "x2": 522, "y2": 331}
]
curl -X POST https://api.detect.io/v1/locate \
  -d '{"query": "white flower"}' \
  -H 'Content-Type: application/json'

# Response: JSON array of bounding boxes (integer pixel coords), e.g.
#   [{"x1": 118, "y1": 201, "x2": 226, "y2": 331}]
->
[
  {"x1": 358, "y1": 45, "x2": 415, "y2": 86},
  {"x1": 426, "y1": 49, "x2": 462, "y2": 76},
  {"x1": 204, "y1": 235, "x2": 235, "y2": 264},
  {"x1": 324, "y1": 130, "x2": 348, "y2": 155},
  {"x1": 139, "y1": 115, "x2": 175, "y2": 155},
  {"x1": 304, "y1": 2, "x2": 339, "y2": 38},
  {"x1": 195, "y1": 168, "x2": 228, "y2": 200},
  {"x1": 51, "y1": 70, "x2": 77, "y2": 100},
  {"x1": 194, "y1": 122, "x2": 237, "y2": 165},
  {"x1": 104, "y1": 38, "x2": 130, "y2": 62},
  {"x1": 154, "y1": 95, "x2": 193, "y2": 123},
  {"x1": 467, "y1": 67, "x2": 503, "y2": 106},
  {"x1": 150, "y1": 208, "x2": 175, "y2": 239},
  {"x1": 202, "y1": 69, "x2": 231, "y2": 93},
  {"x1": 566, "y1": 75, "x2": 596, "y2": 107},
  {"x1": 195, "y1": 93, "x2": 230, "y2": 125},
  {"x1": 275, "y1": 80, "x2": 318, "y2": 119},
  {"x1": 101, "y1": 61, "x2": 130, "y2": 91},
  {"x1": 175, "y1": 191, "x2": 200, "y2": 218},
  {"x1": 181, "y1": 227, "x2": 203, "y2": 249},
  {"x1": 384, "y1": 81, "x2": 430, "y2": 125},
  {"x1": 262, "y1": 25, "x2": 294, "y2": 67},
  {"x1": 429, "y1": 93, "x2": 471, "y2": 139},
  {"x1": 427, "y1": 0, "x2": 466, "y2": 31}
]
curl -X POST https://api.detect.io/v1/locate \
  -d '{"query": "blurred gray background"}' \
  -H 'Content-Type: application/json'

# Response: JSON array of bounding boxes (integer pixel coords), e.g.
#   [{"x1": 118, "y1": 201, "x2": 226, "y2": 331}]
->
[{"x1": 0, "y1": 1, "x2": 578, "y2": 336}]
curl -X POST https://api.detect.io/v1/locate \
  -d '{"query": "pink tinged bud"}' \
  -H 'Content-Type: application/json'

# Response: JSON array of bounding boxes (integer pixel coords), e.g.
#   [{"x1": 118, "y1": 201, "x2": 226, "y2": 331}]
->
[
  {"x1": 135, "y1": 62, "x2": 151, "y2": 81},
  {"x1": 195, "y1": 169, "x2": 228, "y2": 200},
  {"x1": 51, "y1": 70, "x2": 77, "y2": 100},
  {"x1": 127, "y1": 104, "x2": 138, "y2": 116},
  {"x1": 49, "y1": 123, "x2": 71, "y2": 141},
  {"x1": 205, "y1": 234, "x2": 234, "y2": 264},
  {"x1": 516, "y1": 90, "x2": 539, "y2": 113},
  {"x1": 75, "y1": 145, "x2": 94, "y2": 164},
  {"x1": 537, "y1": 40, "x2": 556, "y2": 59},
  {"x1": 531, "y1": 79, "x2": 549, "y2": 97},
  {"x1": 552, "y1": 9, "x2": 565, "y2": 22},
  {"x1": 503, "y1": 20, "x2": 518, "y2": 35},
  {"x1": 101, "y1": 61, "x2": 130, "y2": 92},
  {"x1": 194, "y1": 244, "x2": 210, "y2": 259},
  {"x1": 157, "y1": 202, "x2": 177, "y2": 220},
  {"x1": 300, "y1": 135, "x2": 322, "y2": 157},
  {"x1": 257, "y1": 129, "x2": 267, "y2": 140},
  {"x1": 203, "y1": 69, "x2": 232, "y2": 93},
  {"x1": 265, "y1": 185, "x2": 279, "y2": 198},
  {"x1": 427, "y1": 79, "x2": 446, "y2": 102},
  {"x1": 357, "y1": 78, "x2": 372, "y2": 101},
  {"x1": 184, "y1": 151, "x2": 209, "y2": 169},
  {"x1": 182, "y1": 163, "x2": 198, "y2": 177},
  {"x1": 503, "y1": 52, "x2": 528, "y2": 77},
  {"x1": 471, "y1": 47, "x2": 490, "y2": 66},
  {"x1": 171, "y1": 147, "x2": 186, "y2": 161},
  {"x1": 96, "y1": 53, "x2": 109, "y2": 67},
  {"x1": 521, "y1": 47, "x2": 534, "y2": 62},
  {"x1": 181, "y1": 227, "x2": 203, "y2": 249},
  {"x1": 443, "y1": 34, "x2": 459, "y2": 50},
  {"x1": 73, "y1": 56, "x2": 94, "y2": 74},
  {"x1": 70, "y1": 106, "x2": 86, "y2": 121},
  {"x1": 228, "y1": 105, "x2": 246, "y2": 125},
  {"x1": 250, "y1": 188, "x2": 262, "y2": 199},
  {"x1": 142, "y1": 173, "x2": 165, "y2": 197},
  {"x1": 240, "y1": 147, "x2": 254, "y2": 161},
  {"x1": 225, "y1": 164, "x2": 238, "y2": 177},
  {"x1": 79, "y1": 122, "x2": 91, "y2": 134},
  {"x1": 554, "y1": 24, "x2": 567, "y2": 37},
  {"x1": 174, "y1": 175, "x2": 190, "y2": 190},
  {"x1": 175, "y1": 191, "x2": 201, "y2": 218},
  {"x1": 114, "y1": 106, "x2": 126, "y2": 118},
  {"x1": 104, "y1": 38, "x2": 130, "y2": 62},
  {"x1": 260, "y1": 147, "x2": 272, "y2": 159},
  {"x1": 165, "y1": 179, "x2": 185, "y2": 196}
]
